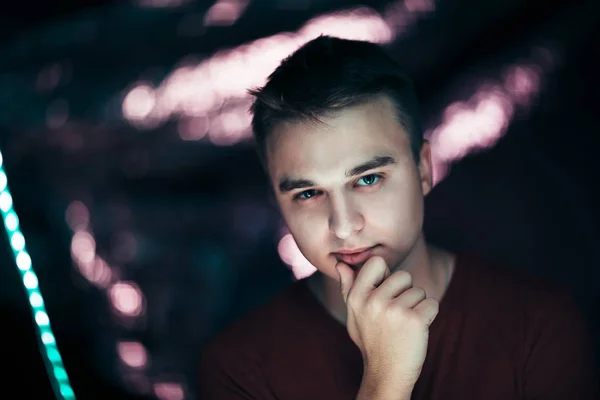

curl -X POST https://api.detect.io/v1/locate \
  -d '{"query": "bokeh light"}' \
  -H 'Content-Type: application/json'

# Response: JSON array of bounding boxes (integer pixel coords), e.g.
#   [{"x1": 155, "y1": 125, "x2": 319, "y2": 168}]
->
[
  {"x1": 277, "y1": 233, "x2": 317, "y2": 280},
  {"x1": 204, "y1": 0, "x2": 249, "y2": 27},
  {"x1": 66, "y1": 201, "x2": 90, "y2": 232},
  {"x1": 117, "y1": 341, "x2": 148, "y2": 369},
  {"x1": 77, "y1": 256, "x2": 113, "y2": 288},
  {"x1": 153, "y1": 382, "x2": 184, "y2": 400},
  {"x1": 177, "y1": 117, "x2": 210, "y2": 141},
  {"x1": 404, "y1": 0, "x2": 436, "y2": 12},
  {"x1": 71, "y1": 230, "x2": 96, "y2": 264},
  {"x1": 109, "y1": 281, "x2": 145, "y2": 317},
  {"x1": 121, "y1": 4, "x2": 435, "y2": 144},
  {"x1": 428, "y1": 57, "x2": 546, "y2": 184},
  {"x1": 503, "y1": 64, "x2": 541, "y2": 106},
  {"x1": 122, "y1": 83, "x2": 157, "y2": 122}
]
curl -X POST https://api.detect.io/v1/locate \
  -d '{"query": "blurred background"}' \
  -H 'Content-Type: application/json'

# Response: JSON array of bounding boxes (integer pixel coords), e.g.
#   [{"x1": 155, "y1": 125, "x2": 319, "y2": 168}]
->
[{"x1": 0, "y1": 0, "x2": 598, "y2": 398}]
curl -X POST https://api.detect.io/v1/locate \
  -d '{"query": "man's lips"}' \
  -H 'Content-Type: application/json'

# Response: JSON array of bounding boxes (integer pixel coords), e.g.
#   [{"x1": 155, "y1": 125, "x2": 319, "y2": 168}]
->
[{"x1": 333, "y1": 245, "x2": 378, "y2": 266}]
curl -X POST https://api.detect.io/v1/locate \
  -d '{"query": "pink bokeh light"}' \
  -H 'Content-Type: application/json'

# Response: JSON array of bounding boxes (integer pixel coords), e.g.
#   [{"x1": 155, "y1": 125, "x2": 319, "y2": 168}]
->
[
  {"x1": 77, "y1": 255, "x2": 113, "y2": 288},
  {"x1": 383, "y1": 0, "x2": 436, "y2": 35},
  {"x1": 204, "y1": 0, "x2": 249, "y2": 27},
  {"x1": 117, "y1": 341, "x2": 148, "y2": 369},
  {"x1": 207, "y1": 105, "x2": 253, "y2": 145},
  {"x1": 71, "y1": 230, "x2": 96, "y2": 264},
  {"x1": 298, "y1": 8, "x2": 393, "y2": 44},
  {"x1": 69, "y1": 208, "x2": 115, "y2": 288},
  {"x1": 154, "y1": 382, "x2": 184, "y2": 400},
  {"x1": 122, "y1": 5, "x2": 436, "y2": 143},
  {"x1": 404, "y1": 0, "x2": 436, "y2": 12},
  {"x1": 178, "y1": 116, "x2": 210, "y2": 141},
  {"x1": 277, "y1": 233, "x2": 317, "y2": 280},
  {"x1": 109, "y1": 281, "x2": 145, "y2": 317},
  {"x1": 503, "y1": 64, "x2": 541, "y2": 106},
  {"x1": 66, "y1": 200, "x2": 90, "y2": 232},
  {"x1": 122, "y1": 83, "x2": 156, "y2": 122},
  {"x1": 428, "y1": 60, "x2": 544, "y2": 184}
]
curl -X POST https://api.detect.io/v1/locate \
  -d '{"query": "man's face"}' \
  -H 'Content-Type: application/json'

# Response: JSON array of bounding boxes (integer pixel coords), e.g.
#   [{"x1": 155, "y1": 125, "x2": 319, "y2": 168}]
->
[{"x1": 266, "y1": 96, "x2": 433, "y2": 281}]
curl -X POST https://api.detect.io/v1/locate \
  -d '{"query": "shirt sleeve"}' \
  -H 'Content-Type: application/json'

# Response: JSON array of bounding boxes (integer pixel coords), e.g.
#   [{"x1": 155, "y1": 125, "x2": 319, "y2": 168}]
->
[
  {"x1": 198, "y1": 345, "x2": 278, "y2": 400},
  {"x1": 523, "y1": 288, "x2": 599, "y2": 399}
]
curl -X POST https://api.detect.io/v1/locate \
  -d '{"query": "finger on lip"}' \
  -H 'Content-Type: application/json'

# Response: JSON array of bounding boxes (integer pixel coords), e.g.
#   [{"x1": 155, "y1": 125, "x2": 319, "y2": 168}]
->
[{"x1": 337, "y1": 248, "x2": 374, "y2": 266}]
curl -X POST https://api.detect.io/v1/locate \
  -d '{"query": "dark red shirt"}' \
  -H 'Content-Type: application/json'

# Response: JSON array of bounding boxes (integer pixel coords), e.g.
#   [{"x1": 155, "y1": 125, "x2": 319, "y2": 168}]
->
[{"x1": 198, "y1": 254, "x2": 598, "y2": 399}]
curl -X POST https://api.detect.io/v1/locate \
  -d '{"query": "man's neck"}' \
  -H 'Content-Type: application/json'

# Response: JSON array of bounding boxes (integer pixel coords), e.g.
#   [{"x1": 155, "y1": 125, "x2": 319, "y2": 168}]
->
[{"x1": 307, "y1": 237, "x2": 455, "y2": 326}]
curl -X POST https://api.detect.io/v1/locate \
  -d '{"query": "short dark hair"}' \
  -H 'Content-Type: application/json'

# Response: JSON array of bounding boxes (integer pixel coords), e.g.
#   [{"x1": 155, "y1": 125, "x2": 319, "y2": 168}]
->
[{"x1": 249, "y1": 35, "x2": 424, "y2": 170}]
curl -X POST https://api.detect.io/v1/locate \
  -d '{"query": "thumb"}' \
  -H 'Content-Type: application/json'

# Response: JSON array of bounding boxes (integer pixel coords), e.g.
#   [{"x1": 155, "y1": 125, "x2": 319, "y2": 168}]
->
[{"x1": 335, "y1": 262, "x2": 355, "y2": 303}]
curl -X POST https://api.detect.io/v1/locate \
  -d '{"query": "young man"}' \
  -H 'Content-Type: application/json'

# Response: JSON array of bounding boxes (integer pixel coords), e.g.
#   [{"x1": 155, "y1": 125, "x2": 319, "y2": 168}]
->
[{"x1": 198, "y1": 36, "x2": 597, "y2": 399}]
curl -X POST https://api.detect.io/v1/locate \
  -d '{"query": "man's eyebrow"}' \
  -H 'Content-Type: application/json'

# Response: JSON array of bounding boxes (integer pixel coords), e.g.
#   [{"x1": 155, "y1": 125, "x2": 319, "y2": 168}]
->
[
  {"x1": 346, "y1": 155, "x2": 397, "y2": 178},
  {"x1": 278, "y1": 155, "x2": 396, "y2": 194},
  {"x1": 278, "y1": 178, "x2": 316, "y2": 194}
]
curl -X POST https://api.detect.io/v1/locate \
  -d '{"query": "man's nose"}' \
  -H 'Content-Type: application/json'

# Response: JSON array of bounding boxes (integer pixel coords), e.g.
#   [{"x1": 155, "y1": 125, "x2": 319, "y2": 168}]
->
[{"x1": 328, "y1": 196, "x2": 364, "y2": 240}]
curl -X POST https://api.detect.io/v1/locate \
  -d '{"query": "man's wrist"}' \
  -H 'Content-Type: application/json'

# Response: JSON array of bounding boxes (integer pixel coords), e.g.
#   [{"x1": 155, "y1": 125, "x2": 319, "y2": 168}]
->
[
  {"x1": 356, "y1": 386, "x2": 412, "y2": 400},
  {"x1": 356, "y1": 373, "x2": 414, "y2": 400}
]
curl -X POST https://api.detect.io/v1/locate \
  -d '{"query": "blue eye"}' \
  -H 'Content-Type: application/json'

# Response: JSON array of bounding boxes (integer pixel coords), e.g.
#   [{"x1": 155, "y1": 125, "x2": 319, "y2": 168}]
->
[
  {"x1": 293, "y1": 175, "x2": 382, "y2": 202},
  {"x1": 356, "y1": 174, "x2": 381, "y2": 186},
  {"x1": 295, "y1": 189, "x2": 319, "y2": 200}
]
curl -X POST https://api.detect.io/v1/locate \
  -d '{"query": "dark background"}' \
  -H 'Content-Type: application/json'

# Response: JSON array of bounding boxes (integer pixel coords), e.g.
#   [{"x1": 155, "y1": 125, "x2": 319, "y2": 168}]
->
[{"x1": 0, "y1": 0, "x2": 598, "y2": 398}]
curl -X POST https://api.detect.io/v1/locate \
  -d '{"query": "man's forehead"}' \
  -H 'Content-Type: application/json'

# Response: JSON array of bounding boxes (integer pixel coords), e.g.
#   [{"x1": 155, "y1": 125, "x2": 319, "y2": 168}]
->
[
  {"x1": 265, "y1": 99, "x2": 410, "y2": 179},
  {"x1": 268, "y1": 138, "x2": 409, "y2": 180}
]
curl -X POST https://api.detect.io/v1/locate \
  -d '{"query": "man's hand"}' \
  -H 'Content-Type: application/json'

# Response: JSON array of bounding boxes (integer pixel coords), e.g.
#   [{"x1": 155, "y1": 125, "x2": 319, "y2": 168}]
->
[{"x1": 337, "y1": 256, "x2": 439, "y2": 392}]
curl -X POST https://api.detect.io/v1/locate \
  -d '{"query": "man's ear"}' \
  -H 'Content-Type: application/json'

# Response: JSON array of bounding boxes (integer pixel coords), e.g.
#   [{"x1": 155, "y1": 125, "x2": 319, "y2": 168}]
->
[{"x1": 418, "y1": 140, "x2": 433, "y2": 196}]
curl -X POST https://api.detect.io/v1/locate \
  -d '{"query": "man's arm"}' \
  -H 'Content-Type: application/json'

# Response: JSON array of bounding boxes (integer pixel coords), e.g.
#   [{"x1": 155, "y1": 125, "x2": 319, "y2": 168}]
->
[{"x1": 523, "y1": 289, "x2": 598, "y2": 399}]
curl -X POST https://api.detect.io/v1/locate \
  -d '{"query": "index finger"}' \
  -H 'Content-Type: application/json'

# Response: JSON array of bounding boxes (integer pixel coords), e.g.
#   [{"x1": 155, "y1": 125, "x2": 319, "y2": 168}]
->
[{"x1": 348, "y1": 256, "x2": 390, "y2": 301}]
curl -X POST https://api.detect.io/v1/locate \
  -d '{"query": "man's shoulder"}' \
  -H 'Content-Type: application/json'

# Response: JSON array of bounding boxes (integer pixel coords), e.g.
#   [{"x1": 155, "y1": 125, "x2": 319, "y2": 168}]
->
[
  {"x1": 201, "y1": 279, "x2": 309, "y2": 360},
  {"x1": 460, "y1": 253, "x2": 568, "y2": 294},
  {"x1": 197, "y1": 279, "x2": 321, "y2": 398},
  {"x1": 458, "y1": 253, "x2": 580, "y2": 317}
]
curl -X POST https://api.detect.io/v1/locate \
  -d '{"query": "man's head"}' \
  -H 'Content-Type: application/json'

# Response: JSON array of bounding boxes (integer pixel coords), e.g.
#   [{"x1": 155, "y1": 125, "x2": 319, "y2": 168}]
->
[{"x1": 249, "y1": 36, "x2": 433, "y2": 280}]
